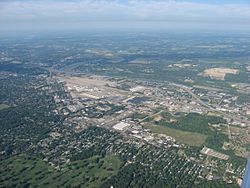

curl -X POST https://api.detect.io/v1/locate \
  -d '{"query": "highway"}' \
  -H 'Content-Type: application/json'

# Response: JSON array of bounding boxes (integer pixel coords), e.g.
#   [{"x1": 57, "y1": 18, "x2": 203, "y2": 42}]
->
[{"x1": 172, "y1": 83, "x2": 250, "y2": 125}]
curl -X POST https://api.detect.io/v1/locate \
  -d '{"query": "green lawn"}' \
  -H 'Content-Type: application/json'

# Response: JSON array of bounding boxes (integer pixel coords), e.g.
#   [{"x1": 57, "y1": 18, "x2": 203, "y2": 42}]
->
[
  {"x1": 0, "y1": 104, "x2": 10, "y2": 110},
  {"x1": 144, "y1": 124, "x2": 208, "y2": 146},
  {"x1": 0, "y1": 154, "x2": 121, "y2": 188}
]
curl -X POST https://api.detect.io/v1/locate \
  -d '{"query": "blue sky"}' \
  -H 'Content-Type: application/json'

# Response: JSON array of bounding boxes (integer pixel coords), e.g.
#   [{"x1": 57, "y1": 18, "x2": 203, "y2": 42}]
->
[
  {"x1": 176, "y1": 0, "x2": 249, "y2": 4},
  {"x1": 0, "y1": 0, "x2": 249, "y2": 31}
]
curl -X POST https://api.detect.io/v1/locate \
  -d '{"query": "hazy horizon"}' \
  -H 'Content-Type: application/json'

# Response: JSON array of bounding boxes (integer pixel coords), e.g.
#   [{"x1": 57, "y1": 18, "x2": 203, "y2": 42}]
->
[{"x1": 0, "y1": 0, "x2": 250, "y2": 33}]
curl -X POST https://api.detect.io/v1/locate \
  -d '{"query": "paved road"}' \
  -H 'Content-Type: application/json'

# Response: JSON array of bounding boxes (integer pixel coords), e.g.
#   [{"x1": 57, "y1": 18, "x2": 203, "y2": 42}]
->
[{"x1": 138, "y1": 110, "x2": 164, "y2": 123}]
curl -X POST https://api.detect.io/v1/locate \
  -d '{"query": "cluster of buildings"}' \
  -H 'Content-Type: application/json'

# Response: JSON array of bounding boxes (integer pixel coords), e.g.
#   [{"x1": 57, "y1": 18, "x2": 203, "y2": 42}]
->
[{"x1": 39, "y1": 74, "x2": 249, "y2": 185}]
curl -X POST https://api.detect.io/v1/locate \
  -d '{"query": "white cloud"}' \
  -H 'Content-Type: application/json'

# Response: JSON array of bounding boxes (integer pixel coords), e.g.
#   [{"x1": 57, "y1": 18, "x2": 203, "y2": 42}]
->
[{"x1": 0, "y1": 0, "x2": 249, "y2": 30}]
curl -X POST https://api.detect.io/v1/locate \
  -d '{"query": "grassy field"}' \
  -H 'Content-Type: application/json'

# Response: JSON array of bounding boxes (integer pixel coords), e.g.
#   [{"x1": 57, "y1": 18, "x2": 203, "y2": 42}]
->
[
  {"x1": 0, "y1": 104, "x2": 10, "y2": 110},
  {"x1": 144, "y1": 124, "x2": 208, "y2": 146},
  {"x1": 0, "y1": 154, "x2": 121, "y2": 188}
]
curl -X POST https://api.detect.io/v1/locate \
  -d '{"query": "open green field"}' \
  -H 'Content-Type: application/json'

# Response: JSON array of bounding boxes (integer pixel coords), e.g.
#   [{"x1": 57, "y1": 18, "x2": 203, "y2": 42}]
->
[
  {"x1": 144, "y1": 124, "x2": 208, "y2": 146},
  {"x1": 0, "y1": 104, "x2": 10, "y2": 110},
  {"x1": 0, "y1": 154, "x2": 121, "y2": 188}
]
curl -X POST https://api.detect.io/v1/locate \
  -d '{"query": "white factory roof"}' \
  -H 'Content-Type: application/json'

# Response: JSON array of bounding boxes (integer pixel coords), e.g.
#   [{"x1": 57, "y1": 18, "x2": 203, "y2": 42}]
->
[
  {"x1": 113, "y1": 122, "x2": 130, "y2": 131},
  {"x1": 130, "y1": 86, "x2": 145, "y2": 92}
]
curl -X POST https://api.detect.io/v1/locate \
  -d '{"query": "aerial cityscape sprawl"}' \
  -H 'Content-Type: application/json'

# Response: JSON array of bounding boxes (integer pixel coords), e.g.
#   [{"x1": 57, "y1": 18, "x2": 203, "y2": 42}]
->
[{"x1": 0, "y1": 32, "x2": 250, "y2": 187}]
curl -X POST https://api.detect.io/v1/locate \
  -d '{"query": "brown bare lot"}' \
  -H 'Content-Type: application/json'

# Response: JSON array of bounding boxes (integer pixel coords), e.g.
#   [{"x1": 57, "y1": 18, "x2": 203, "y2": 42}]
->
[{"x1": 202, "y1": 68, "x2": 239, "y2": 80}]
